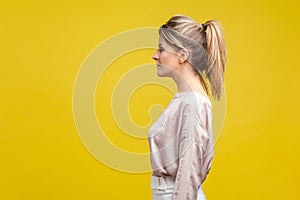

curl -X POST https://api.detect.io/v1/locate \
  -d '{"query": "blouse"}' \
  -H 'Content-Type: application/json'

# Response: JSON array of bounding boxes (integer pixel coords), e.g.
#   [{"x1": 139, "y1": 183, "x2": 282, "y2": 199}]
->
[{"x1": 148, "y1": 91, "x2": 214, "y2": 200}]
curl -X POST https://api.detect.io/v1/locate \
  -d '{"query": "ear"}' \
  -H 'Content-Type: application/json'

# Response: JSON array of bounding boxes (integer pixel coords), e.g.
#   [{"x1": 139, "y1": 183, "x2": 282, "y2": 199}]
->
[{"x1": 178, "y1": 48, "x2": 189, "y2": 63}]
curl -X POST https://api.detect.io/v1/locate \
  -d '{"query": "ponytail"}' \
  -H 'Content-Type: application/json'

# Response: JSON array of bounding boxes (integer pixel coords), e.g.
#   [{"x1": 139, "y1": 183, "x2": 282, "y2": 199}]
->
[{"x1": 203, "y1": 20, "x2": 226, "y2": 101}]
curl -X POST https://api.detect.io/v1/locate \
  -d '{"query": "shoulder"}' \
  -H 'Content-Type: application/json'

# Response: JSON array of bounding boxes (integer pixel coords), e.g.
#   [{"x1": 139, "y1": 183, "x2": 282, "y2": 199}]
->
[{"x1": 178, "y1": 92, "x2": 211, "y2": 112}]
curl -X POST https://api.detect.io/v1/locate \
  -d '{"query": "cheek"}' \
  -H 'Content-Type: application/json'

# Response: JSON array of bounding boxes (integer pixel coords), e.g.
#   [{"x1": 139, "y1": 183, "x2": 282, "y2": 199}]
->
[{"x1": 160, "y1": 54, "x2": 178, "y2": 68}]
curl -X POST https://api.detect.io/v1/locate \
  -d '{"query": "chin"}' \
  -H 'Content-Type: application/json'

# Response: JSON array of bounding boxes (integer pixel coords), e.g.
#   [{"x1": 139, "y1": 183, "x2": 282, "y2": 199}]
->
[
  {"x1": 156, "y1": 68, "x2": 170, "y2": 77},
  {"x1": 157, "y1": 71, "x2": 168, "y2": 77},
  {"x1": 157, "y1": 72, "x2": 163, "y2": 77}
]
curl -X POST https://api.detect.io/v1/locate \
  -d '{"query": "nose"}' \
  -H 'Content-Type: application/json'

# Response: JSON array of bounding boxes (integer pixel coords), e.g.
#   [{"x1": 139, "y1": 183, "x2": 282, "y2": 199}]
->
[{"x1": 152, "y1": 50, "x2": 159, "y2": 61}]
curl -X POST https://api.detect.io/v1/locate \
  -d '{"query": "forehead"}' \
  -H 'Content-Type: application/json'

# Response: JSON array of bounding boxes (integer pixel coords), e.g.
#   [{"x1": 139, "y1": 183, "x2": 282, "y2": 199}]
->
[
  {"x1": 158, "y1": 36, "x2": 165, "y2": 44},
  {"x1": 158, "y1": 36, "x2": 171, "y2": 47}
]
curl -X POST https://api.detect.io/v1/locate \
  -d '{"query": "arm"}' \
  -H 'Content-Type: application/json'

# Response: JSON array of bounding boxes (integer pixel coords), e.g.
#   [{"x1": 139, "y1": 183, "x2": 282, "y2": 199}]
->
[{"x1": 172, "y1": 101, "x2": 208, "y2": 200}]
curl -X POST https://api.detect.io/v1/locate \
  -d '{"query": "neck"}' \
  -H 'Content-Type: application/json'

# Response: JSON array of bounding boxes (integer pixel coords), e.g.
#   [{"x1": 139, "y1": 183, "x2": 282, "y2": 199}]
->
[{"x1": 172, "y1": 64, "x2": 208, "y2": 97}]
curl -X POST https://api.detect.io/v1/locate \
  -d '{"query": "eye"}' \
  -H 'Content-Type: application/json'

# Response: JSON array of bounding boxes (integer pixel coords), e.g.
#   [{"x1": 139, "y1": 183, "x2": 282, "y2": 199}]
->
[{"x1": 158, "y1": 47, "x2": 164, "y2": 53}]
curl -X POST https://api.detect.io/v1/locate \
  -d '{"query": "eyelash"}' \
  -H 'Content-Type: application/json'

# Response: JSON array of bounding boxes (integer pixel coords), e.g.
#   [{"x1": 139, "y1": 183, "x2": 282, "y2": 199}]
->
[{"x1": 158, "y1": 47, "x2": 164, "y2": 53}]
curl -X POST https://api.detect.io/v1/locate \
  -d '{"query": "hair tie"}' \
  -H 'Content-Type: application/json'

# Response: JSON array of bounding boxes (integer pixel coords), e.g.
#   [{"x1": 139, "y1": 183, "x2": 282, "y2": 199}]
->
[{"x1": 202, "y1": 24, "x2": 207, "y2": 31}]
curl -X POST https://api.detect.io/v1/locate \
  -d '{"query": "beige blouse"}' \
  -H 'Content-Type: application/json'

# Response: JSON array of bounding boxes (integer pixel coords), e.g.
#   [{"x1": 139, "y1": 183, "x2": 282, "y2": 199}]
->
[{"x1": 148, "y1": 91, "x2": 214, "y2": 199}]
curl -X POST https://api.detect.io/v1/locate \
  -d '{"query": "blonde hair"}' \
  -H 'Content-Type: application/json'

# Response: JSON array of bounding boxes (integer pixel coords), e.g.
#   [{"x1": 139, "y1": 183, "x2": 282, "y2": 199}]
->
[{"x1": 159, "y1": 15, "x2": 226, "y2": 101}]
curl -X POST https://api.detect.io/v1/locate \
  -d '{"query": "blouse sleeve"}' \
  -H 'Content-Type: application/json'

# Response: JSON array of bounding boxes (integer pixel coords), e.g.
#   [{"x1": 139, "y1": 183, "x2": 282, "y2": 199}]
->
[{"x1": 172, "y1": 98, "x2": 210, "y2": 200}]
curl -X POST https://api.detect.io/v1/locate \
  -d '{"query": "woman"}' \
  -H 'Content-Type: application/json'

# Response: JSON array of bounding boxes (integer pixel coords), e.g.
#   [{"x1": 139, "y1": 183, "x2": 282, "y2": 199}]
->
[{"x1": 148, "y1": 14, "x2": 226, "y2": 200}]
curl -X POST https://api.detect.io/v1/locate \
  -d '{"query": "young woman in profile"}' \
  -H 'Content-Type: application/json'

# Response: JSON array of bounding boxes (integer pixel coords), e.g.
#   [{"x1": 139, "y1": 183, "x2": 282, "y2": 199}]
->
[{"x1": 148, "y1": 14, "x2": 226, "y2": 200}]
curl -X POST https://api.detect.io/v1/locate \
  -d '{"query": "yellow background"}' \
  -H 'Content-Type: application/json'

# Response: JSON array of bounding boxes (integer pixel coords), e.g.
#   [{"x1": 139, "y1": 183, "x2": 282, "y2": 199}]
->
[{"x1": 1, "y1": 0, "x2": 299, "y2": 199}]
